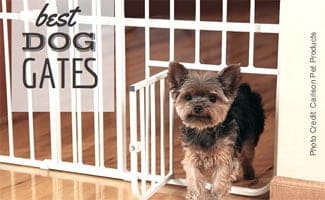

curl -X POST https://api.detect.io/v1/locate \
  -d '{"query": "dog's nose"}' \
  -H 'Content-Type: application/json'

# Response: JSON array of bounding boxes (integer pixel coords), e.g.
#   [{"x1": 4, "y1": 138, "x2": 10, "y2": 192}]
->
[{"x1": 194, "y1": 105, "x2": 202, "y2": 114}]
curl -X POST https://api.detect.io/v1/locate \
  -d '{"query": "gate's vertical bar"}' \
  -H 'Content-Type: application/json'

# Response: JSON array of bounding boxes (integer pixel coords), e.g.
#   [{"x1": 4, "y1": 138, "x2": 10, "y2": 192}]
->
[
  {"x1": 144, "y1": 0, "x2": 150, "y2": 78},
  {"x1": 195, "y1": 0, "x2": 200, "y2": 64},
  {"x1": 69, "y1": 0, "x2": 78, "y2": 164},
  {"x1": 169, "y1": 95, "x2": 174, "y2": 175},
  {"x1": 23, "y1": 0, "x2": 35, "y2": 161},
  {"x1": 221, "y1": 0, "x2": 228, "y2": 66},
  {"x1": 150, "y1": 83, "x2": 156, "y2": 185},
  {"x1": 129, "y1": 91, "x2": 139, "y2": 196},
  {"x1": 160, "y1": 79, "x2": 165, "y2": 177},
  {"x1": 145, "y1": 91, "x2": 150, "y2": 185},
  {"x1": 169, "y1": 0, "x2": 174, "y2": 61},
  {"x1": 1, "y1": 0, "x2": 14, "y2": 158},
  {"x1": 248, "y1": 0, "x2": 255, "y2": 68},
  {"x1": 92, "y1": 0, "x2": 105, "y2": 168},
  {"x1": 144, "y1": 0, "x2": 151, "y2": 183},
  {"x1": 92, "y1": 0, "x2": 100, "y2": 168},
  {"x1": 139, "y1": 88, "x2": 147, "y2": 194},
  {"x1": 96, "y1": 0, "x2": 105, "y2": 168},
  {"x1": 74, "y1": 0, "x2": 83, "y2": 164},
  {"x1": 47, "y1": 0, "x2": 62, "y2": 162},
  {"x1": 115, "y1": 0, "x2": 127, "y2": 172},
  {"x1": 169, "y1": 0, "x2": 175, "y2": 176}
]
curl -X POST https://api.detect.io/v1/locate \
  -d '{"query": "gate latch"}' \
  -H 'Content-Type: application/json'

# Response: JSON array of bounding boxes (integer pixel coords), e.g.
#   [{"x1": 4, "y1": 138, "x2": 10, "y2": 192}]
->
[{"x1": 129, "y1": 142, "x2": 141, "y2": 153}]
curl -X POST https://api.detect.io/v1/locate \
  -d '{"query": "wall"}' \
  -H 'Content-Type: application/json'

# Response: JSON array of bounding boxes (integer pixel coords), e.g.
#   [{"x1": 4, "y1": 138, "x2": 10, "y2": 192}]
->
[{"x1": 277, "y1": 0, "x2": 325, "y2": 182}]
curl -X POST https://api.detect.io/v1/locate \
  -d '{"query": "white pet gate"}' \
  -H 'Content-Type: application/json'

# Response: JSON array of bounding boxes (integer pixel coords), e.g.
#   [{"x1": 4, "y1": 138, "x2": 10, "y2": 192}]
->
[{"x1": 0, "y1": 0, "x2": 279, "y2": 199}]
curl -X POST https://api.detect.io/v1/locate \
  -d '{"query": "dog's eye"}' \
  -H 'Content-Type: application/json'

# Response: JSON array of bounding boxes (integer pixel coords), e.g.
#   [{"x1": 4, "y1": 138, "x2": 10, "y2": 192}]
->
[
  {"x1": 209, "y1": 94, "x2": 217, "y2": 103},
  {"x1": 184, "y1": 94, "x2": 192, "y2": 101}
]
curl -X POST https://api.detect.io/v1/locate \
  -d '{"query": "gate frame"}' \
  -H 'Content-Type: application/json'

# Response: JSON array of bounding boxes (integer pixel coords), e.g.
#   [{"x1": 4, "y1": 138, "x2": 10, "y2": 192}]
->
[
  {"x1": 0, "y1": 0, "x2": 130, "y2": 181},
  {"x1": 128, "y1": 0, "x2": 279, "y2": 199},
  {"x1": 0, "y1": 0, "x2": 280, "y2": 199}
]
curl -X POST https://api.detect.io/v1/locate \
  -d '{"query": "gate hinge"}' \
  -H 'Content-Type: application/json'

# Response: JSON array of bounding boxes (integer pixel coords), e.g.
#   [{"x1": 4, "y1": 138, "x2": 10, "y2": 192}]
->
[{"x1": 129, "y1": 142, "x2": 141, "y2": 152}]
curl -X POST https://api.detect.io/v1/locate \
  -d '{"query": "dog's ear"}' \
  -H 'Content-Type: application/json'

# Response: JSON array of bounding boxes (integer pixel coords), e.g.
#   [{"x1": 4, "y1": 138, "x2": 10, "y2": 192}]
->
[
  {"x1": 168, "y1": 62, "x2": 188, "y2": 91},
  {"x1": 218, "y1": 64, "x2": 241, "y2": 98}
]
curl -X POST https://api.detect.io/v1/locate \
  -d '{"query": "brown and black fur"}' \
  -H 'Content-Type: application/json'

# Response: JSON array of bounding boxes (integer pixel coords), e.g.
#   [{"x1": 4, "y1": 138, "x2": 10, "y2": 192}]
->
[{"x1": 168, "y1": 62, "x2": 265, "y2": 199}]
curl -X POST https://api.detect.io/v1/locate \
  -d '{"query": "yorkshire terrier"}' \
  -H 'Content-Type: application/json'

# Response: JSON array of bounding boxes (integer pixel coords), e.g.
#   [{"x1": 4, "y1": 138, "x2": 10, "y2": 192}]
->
[{"x1": 168, "y1": 62, "x2": 265, "y2": 199}]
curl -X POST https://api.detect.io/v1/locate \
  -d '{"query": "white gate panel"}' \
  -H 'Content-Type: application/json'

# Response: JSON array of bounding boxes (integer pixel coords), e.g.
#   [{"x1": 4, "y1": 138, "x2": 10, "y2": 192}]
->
[
  {"x1": 129, "y1": 70, "x2": 174, "y2": 199},
  {"x1": 128, "y1": 0, "x2": 279, "y2": 199},
  {"x1": 0, "y1": 0, "x2": 128, "y2": 182},
  {"x1": 0, "y1": 0, "x2": 281, "y2": 199}
]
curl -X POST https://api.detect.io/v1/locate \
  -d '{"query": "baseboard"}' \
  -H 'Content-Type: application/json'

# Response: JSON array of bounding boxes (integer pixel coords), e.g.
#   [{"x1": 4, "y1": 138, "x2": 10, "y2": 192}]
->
[{"x1": 270, "y1": 176, "x2": 325, "y2": 200}]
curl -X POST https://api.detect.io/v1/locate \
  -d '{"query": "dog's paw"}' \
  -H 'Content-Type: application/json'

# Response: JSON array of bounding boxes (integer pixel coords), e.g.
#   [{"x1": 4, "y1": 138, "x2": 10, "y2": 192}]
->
[
  {"x1": 230, "y1": 173, "x2": 238, "y2": 182},
  {"x1": 211, "y1": 191, "x2": 229, "y2": 200},
  {"x1": 186, "y1": 191, "x2": 213, "y2": 200},
  {"x1": 210, "y1": 192, "x2": 219, "y2": 200},
  {"x1": 185, "y1": 191, "x2": 198, "y2": 200}
]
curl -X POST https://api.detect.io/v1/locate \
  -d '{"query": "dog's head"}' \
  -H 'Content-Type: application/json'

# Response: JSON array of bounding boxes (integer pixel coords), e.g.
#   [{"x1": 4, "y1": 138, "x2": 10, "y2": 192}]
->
[{"x1": 168, "y1": 62, "x2": 241, "y2": 130}]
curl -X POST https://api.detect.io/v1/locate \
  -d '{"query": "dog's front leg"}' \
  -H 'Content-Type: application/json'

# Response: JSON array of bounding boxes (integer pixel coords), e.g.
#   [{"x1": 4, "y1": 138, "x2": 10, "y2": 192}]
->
[
  {"x1": 211, "y1": 160, "x2": 233, "y2": 199},
  {"x1": 183, "y1": 161, "x2": 211, "y2": 200}
]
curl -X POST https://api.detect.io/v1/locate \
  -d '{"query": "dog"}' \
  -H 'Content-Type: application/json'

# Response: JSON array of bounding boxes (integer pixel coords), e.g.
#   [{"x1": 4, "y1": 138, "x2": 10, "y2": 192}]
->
[{"x1": 167, "y1": 62, "x2": 265, "y2": 199}]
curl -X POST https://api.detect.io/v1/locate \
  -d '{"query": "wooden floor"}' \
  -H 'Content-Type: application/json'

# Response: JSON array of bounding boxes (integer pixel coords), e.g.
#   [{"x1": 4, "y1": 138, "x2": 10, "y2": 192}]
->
[
  {"x1": 0, "y1": 163, "x2": 269, "y2": 200},
  {"x1": 0, "y1": 1, "x2": 279, "y2": 199}
]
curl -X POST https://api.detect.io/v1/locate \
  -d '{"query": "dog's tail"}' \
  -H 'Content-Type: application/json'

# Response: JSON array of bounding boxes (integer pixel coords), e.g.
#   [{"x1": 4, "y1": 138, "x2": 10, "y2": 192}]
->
[
  {"x1": 238, "y1": 83, "x2": 252, "y2": 95},
  {"x1": 237, "y1": 83, "x2": 265, "y2": 146}
]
